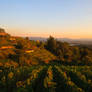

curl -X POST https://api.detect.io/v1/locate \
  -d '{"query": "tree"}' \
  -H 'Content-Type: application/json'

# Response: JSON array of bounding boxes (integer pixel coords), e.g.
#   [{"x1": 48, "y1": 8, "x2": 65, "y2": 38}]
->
[
  {"x1": 0, "y1": 28, "x2": 5, "y2": 33},
  {"x1": 45, "y1": 36, "x2": 57, "y2": 53},
  {"x1": 16, "y1": 38, "x2": 31, "y2": 50}
]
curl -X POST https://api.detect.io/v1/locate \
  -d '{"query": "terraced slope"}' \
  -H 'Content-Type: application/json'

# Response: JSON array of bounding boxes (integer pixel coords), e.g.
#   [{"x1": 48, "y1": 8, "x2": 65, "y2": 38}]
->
[{"x1": 0, "y1": 65, "x2": 92, "y2": 92}]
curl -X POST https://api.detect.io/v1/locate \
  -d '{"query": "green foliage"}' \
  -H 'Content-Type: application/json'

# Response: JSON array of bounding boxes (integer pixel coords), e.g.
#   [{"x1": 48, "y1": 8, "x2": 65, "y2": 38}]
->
[
  {"x1": 45, "y1": 36, "x2": 57, "y2": 53},
  {"x1": 15, "y1": 38, "x2": 31, "y2": 50},
  {"x1": 45, "y1": 36, "x2": 92, "y2": 65},
  {"x1": 0, "y1": 65, "x2": 92, "y2": 92}
]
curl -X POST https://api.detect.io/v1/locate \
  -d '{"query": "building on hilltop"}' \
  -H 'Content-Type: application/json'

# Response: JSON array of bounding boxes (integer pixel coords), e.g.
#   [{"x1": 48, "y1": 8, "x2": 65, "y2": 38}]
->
[{"x1": 0, "y1": 46, "x2": 14, "y2": 50}]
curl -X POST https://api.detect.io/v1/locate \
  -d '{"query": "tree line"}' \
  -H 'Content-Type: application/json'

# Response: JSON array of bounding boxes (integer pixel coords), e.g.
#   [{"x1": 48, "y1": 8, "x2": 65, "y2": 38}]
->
[{"x1": 45, "y1": 36, "x2": 92, "y2": 65}]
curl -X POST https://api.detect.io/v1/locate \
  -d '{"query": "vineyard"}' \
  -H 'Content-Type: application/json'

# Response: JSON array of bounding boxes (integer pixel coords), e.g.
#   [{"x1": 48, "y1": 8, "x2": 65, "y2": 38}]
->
[{"x1": 0, "y1": 65, "x2": 92, "y2": 92}]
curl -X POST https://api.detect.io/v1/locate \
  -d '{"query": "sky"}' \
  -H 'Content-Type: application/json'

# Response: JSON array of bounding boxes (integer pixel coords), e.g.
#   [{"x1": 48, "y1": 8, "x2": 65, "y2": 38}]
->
[{"x1": 0, "y1": 0, "x2": 92, "y2": 39}]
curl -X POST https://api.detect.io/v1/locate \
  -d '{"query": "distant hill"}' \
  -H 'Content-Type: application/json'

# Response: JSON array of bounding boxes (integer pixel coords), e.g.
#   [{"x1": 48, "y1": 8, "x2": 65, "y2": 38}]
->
[
  {"x1": 29, "y1": 37, "x2": 92, "y2": 45},
  {"x1": 30, "y1": 37, "x2": 47, "y2": 41}
]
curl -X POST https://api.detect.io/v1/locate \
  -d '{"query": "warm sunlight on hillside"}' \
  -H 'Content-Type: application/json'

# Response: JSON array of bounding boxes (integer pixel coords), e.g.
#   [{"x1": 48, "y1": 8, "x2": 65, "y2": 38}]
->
[{"x1": 0, "y1": 0, "x2": 92, "y2": 92}]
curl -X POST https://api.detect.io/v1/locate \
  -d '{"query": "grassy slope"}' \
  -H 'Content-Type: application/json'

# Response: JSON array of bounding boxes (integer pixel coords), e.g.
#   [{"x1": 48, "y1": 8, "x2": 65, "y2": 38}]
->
[{"x1": 29, "y1": 48, "x2": 57, "y2": 65}]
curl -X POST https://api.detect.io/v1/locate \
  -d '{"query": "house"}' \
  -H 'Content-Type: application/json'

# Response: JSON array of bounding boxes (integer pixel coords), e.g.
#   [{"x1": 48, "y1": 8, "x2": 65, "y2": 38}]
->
[
  {"x1": 25, "y1": 49, "x2": 34, "y2": 53},
  {"x1": 0, "y1": 46, "x2": 14, "y2": 50}
]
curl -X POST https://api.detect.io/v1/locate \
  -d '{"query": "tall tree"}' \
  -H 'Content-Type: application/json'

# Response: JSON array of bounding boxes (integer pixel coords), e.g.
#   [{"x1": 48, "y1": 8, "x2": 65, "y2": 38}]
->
[{"x1": 46, "y1": 36, "x2": 57, "y2": 53}]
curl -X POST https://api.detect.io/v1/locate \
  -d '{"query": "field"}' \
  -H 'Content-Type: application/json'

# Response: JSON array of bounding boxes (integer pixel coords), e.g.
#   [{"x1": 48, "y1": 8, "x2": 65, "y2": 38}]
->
[{"x1": 0, "y1": 65, "x2": 92, "y2": 92}]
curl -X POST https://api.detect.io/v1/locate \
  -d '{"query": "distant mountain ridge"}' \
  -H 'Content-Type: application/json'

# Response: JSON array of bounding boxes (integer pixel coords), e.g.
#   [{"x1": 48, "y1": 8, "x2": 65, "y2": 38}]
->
[
  {"x1": 30, "y1": 37, "x2": 47, "y2": 41},
  {"x1": 29, "y1": 37, "x2": 92, "y2": 45}
]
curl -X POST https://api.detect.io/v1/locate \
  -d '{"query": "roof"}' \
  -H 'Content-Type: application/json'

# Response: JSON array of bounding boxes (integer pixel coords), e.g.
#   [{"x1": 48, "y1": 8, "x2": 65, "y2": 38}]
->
[{"x1": 0, "y1": 46, "x2": 14, "y2": 49}]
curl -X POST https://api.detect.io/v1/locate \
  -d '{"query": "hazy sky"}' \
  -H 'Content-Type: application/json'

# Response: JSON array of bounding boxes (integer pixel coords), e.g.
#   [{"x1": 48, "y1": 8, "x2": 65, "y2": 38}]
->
[{"x1": 0, "y1": 0, "x2": 92, "y2": 39}]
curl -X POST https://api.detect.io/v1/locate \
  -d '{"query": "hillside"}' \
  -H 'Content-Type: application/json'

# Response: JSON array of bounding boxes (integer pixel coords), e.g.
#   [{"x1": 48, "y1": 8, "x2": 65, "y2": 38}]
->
[
  {"x1": 28, "y1": 48, "x2": 56, "y2": 65},
  {"x1": 0, "y1": 28, "x2": 57, "y2": 66},
  {"x1": 0, "y1": 28, "x2": 92, "y2": 92},
  {"x1": 0, "y1": 28, "x2": 92, "y2": 66}
]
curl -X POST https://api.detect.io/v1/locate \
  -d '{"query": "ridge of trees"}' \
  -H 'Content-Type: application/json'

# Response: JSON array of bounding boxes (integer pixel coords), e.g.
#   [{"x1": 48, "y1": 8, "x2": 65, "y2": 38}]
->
[{"x1": 45, "y1": 36, "x2": 92, "y2": 65}]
